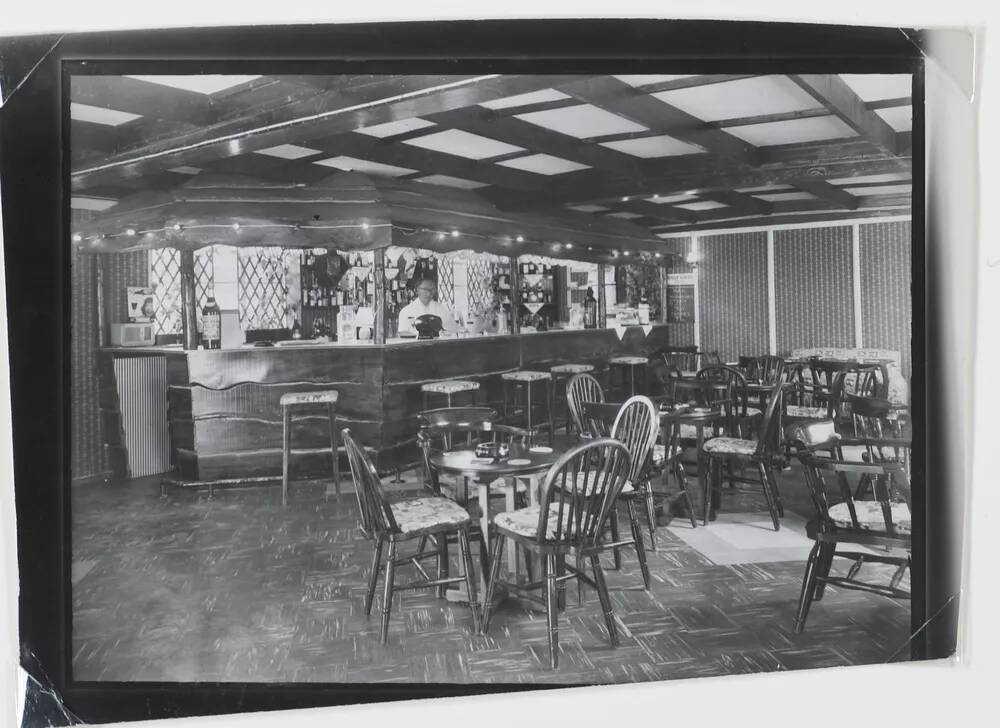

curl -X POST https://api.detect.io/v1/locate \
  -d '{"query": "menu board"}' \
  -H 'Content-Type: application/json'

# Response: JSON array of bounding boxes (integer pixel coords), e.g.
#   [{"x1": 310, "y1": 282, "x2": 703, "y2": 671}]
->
[{"x1": 665, "y1": 273, "x2": 695, "y2": 323}]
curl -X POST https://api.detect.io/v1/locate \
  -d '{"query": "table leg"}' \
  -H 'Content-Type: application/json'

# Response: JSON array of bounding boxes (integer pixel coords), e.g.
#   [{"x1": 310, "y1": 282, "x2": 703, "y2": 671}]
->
[
  {"x1": 697, "y1": 424, "x2": 709, "y2": 525},
  {"x1": 477, "y1": 482, "x2": 491, "y2": 597},
  {"x1": 526, "y1": 382, "x2": 533, "y2": 446},
  {"x1": 505, "y1": 477, "x2": 519, "y2": 583},
  {"x1": 528, "y1": 475, "x2": 539, "y2": 507}
]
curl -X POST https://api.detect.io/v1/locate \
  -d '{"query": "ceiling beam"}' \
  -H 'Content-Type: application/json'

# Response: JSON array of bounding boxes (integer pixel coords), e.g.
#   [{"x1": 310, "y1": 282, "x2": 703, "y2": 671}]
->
[
  {"x1": 788, "y1": 74, "x2": 900, "y2": 155},
  {"x1": 71, "y1": 75, "x2": 215, "y2": 124},
  {"x1": 866, "y1": 96, "x2": 911, "y2": 110},
  {"x1": 653, "y1": 207, "x2": 911, "y2": 234},
  {"x1": 603, "y1": 199, "x2": 698, "y2": 224},
  {"x1": 633, "y1": 74, "x2": 757, "y2": 95},
  {"x1": 71, "y1": 74, "x2": 581, "y2": 190},
  {"x1": 555, "y1": 76, "x2": 762, "y2": 166},
  {"x1": 789, "y1": 177, "x2": 861, "y2": 210},
  {"x1": 695, "y1": 189, "x2": 773, "y2": 216}
]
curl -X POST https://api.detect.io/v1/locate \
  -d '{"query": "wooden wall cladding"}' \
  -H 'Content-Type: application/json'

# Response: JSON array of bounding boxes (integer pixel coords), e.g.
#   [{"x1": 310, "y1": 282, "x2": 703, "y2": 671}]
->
[
  {"x1": 774, "y1": 226, "x2": 855, "y2": 354},
  {"x1": 699, "y1": 232, "x2": 769, "y2": 361},
  {"x1": 860, "y1": 220, "x2": 912, "y2": 378},
  {"x1": 71, "y1": 212, "x2": 105, "y2": 480},
  {"x1": 663, "y1": 238, "x2": 696, "y2": 346}
]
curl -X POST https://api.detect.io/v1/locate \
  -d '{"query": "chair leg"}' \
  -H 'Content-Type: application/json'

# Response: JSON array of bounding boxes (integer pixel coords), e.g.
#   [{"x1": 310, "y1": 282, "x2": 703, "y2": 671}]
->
[
  {"x1": 521, "y1": 545, "x2": 534, "y2": 583},
  {"x1": 765, "y1": 464, "x2": 785, "y2": 518},
  {"x1": 703, "y1": 457, "x2": 717, "y2": 525},
  {"x1": 364, "y1": 534, "x2": 385, "y2": 616},
  {"x1": 813, "y1": 543, "x2": 836, "y2": 601},
  {"x1": 481, "y1": 533, "x2": 506, "y2": 634},
  {"x1": 556, "y1": 556, "x2": 567, "y2": 611},
  {"x1": 380, "y1": 540, "x2": 398, "y2": 643},
  {"x1": 757, "y1": 462, "x2": 781, "y2": 532},
  {"x1": 281, "y1": 407, "x2": 291, "y2": 507},
  {"x1": 328, "y1": 403, "x2": 339, "y2": 500},
  {"x1": 794, "y1": 542, "x2": 821, "y2": 634},
  {"x1": 626, "y1": 498, "x2": 651, "y2": 589},
  {"x1": 590, "y1": 553, "x2": 620, "y2": 648},
  {"x1": 457, "y1": 528, "x2": 481, "y2": 633},
  {"x1": 643, "y1": 481, "x2": 658, "y2": 550},
  {"x1": 676, "y1": 461, "x2": 697, "y2": 529},
  {"x1": 436, "y1": 533, "x2": 450, "y2": 599},
  {"x1": 545, "y1": 554, "x2": 559, "y2": 669},
  {"x1": 609, "y1": 509, "x2": 623, "y2": 570}
]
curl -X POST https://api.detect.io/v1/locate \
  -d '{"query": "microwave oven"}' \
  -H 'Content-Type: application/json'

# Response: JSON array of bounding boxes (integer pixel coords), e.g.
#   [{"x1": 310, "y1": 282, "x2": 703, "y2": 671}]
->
[{"x1": 110, "y1": 323, "x2": 154, "y2": 347}]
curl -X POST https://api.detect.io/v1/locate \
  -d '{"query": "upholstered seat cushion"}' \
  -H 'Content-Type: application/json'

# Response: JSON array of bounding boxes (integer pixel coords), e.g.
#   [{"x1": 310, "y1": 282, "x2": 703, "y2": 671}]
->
[
  {"x1": 610, "y1": 356, "x2": 648, "y2": 366},
  {"x1": 438, "y1": 475, "x2": 528, "y2": 500},
  {"x1": 421, "y1": 380, "x2": 480, "y2": 394},
  {"x1": 280, "y1": 390, "x2": 338, "y2": 406},
  {"x1": 551, "y1": 363, "x2": 595, "y2": 374},
  {"x1": 553, "y1": 471, "x2": 634, "y2": 496},
  {"x1": 741, "y1": 407, "x2": 762, "y2": 418},
  {"x1": 390, "y1": 496, "x2": 471, "y2": 534},
  {"x1": 702, "y1": 437, "x2": 757, "y2": 457},
  {"x1": 828, "y1": 500, "x2": 911, "y2": 534},
  {"x1": 786, "y1": 405, "x2": 828, "y2": 419},
  {"x1": 502, "y1": 370, "x2": 551, "y2": 382},
  {"x1": 652, "y1": 443, "x2": 682, "y2": 464},
  {"x1": 494, "y1": 504, "x2": 576, "y2": 540},
  {"x1": 678, "y1": 424, "x2": 702, "y2": 440}
]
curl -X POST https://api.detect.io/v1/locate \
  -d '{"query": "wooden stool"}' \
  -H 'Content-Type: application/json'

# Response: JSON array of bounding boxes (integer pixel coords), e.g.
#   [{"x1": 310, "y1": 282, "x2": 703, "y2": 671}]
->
[
  {"x1": 501, "y1": 370, "x2": 552, "y2": 445},
  {"x1": 550, "y1": 363, "x2": 595, "y2": 434},
  {"x1": 609, "y1": 356, "x2": 649, "y2": 399},
  {"x1": 421, "y1": 380, "x2": 481, "y2": 410},
  {"x1": 280, "y1": 390, "x2": 339, "y2": 506}
]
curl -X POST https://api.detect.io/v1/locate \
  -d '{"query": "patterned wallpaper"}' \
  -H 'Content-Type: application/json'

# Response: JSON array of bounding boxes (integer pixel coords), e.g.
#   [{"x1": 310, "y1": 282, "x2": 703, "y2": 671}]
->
[
  {"x1": 663, "y1": 237, "x2": 695, "y2": 347},
  {"x1": 70, "y1": 210, "x2": 149, "y2": 481},
  {"x1": 699, "y1": 231, "x2": 769, "y2": 361},
  {"x1": 860, "y1": 220, "x2": 912, "y2": 377},
  {"x1": 774, "y1": 226, "x2": 855, "y2": 355}
]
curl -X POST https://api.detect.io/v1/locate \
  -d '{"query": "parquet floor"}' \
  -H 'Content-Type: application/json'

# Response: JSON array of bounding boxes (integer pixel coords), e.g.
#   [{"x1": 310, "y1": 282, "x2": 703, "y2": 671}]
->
[{"x1": 71, "y1": 464, "x2": 911, "y2": 684}]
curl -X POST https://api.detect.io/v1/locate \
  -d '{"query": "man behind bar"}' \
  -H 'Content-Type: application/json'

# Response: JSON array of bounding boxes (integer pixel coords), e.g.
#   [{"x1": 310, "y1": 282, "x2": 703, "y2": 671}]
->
[{"x1": 398, "y1": 277, "x2": 459, "y2": 335}]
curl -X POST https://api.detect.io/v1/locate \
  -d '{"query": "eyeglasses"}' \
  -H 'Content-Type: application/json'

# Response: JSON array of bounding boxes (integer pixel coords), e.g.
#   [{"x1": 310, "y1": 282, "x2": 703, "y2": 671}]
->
[{"x1": 417, "y1": 287, "x2": 435, "y2": 293}]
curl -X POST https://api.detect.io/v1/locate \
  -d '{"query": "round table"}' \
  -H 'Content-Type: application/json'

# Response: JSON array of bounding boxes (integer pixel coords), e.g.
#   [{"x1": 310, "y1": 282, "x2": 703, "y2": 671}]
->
[
  {"x1": 430, "y1": 445, "x2": 564, "y2": 593},
  {"x1": 658, "y1": 405, "x2": 726, "y2": 525}
]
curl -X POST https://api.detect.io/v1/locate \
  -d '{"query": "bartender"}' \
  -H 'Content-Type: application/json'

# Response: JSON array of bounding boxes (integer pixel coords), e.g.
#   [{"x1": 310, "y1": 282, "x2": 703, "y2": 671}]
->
[{"x1": 398, "y1": 278, "x2": 459, "y2": 335}]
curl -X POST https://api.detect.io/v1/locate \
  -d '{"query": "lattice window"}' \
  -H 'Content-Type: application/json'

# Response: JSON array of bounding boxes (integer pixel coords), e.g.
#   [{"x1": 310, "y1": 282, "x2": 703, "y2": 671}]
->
[
  {"x1": 436, "y1": 256, "x2": 455, "y2": 307},
  {"x1": 149, "y1": 248, "x2": 182, "y2": 335},
  {"x1": 466, "y1": 257, "x2": 496, "y2": 315},
  {"x1": 237, "y1": 247, "x2": 290, "y2": 330},
  {"x1": 194, "y1": 247, "x2": 215, "y2": 309}
]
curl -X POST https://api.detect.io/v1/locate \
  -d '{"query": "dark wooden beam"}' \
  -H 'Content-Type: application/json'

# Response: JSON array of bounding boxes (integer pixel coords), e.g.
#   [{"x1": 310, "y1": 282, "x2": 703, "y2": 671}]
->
[
  {"x1": 788, "y1": 74, "x2": 900, "y2": 155},
  {"x1": 789, "y1": 177, "x2": 860, "y2": 210},
  {"x1": 652, "y1": 207, "x2": 911, "y2": 233},
  {"x1": 713, "y1": 107, "x2": 830, "y2": 129},
  {"x1": 634, "y1": 74, "x2": 757, "y2": 95},
  {"x1": 555, "y1": 76, "x2": 762, "y2": 165},
  {"x1": 601, "y1": 199, "x2": 698, "y2": 225},
  {"x1": 71, "y1": 76, "x2": 214, "y2": 124},
  {"x1": 72, "y1": 75, "x2": 579, "y2": 190},
  {"x1": 866, "y1": 96, "x2": 911, "y2": 110},
  {"x1": 695, "y1": 189, "x2": 773, "y2": 216},
  {"x1": 426, "y1": 107, "x2": 642, "y2": 177}
]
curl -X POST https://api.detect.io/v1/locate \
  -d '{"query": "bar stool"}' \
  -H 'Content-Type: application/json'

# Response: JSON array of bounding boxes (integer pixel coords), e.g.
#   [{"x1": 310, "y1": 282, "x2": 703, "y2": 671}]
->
[
  {"x1": 550, "y1": 363, "x2": 594, "y2": 434},
  {"x1": 280, "y1": 390, "x2": 339, "y2": 506},
  {"x1": 501, "y1": 370, "x2": 552, "y2": 445},
  {"x1": 609, "y1": 356, "x2": 649, "y2": 399},
  {"x1": 421, "y1": 380, "x2": 481, "y2": 410}
]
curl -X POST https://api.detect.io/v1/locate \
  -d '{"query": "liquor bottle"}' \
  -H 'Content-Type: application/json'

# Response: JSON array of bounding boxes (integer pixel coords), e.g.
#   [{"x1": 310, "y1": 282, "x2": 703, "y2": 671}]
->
[
  {"x1": 583, "y1": 287, "x2": 597, "y2": 329},
  {"x1": 202, "y1": 296, "x2": 222, "y2": 349}
]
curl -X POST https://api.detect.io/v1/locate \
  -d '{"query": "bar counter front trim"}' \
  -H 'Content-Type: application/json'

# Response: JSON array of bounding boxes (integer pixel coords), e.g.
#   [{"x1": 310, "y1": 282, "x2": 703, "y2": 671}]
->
[{"x1": 100, "y1": 326, "x2": 672, "y2": 484}]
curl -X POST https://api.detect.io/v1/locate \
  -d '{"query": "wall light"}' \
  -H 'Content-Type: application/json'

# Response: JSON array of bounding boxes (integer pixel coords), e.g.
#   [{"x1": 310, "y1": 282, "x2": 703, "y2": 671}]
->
[{"x1": 685, "y1": 250, "x2": 701, "y2": 268}]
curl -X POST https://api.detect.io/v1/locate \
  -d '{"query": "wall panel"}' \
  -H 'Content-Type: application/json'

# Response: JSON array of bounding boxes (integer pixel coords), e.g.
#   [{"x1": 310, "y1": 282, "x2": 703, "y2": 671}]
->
[
  {"x1": 774, "y1": 226, "x2": 854, "y2": 355},
  {"x1": 70, "y1": 209, "x2": 104, "y2": 480},
  {"x1": 699, "y1": 232, "x2": 769, "y2": 361},
  {"x1": 860, "y1": 220, "x2": 912, "y2": 377},
  {"x1": 663, "y1": 237, "x2": 696, "y2": 347}
]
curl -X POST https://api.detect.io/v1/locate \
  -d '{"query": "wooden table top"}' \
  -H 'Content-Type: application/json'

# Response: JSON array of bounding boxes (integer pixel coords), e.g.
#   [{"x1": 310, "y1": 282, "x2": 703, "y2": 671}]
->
[{"x1": 431, "y1": 446, "x2": 564, "y2": 478}]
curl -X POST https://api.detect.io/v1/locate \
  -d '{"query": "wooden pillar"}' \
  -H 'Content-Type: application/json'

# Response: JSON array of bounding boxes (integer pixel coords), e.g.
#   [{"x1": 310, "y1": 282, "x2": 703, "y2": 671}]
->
[
  {"x1": 658, "y1": 266, "x2": 669, "y2": 324},
  {"x1": 508, "y1": 256, "x2": 521, "y2": 334},
  {"x1": 597, "y1": 263, "x2": 608, "y2": 327},
  {"x1": 95, "y1": 255, "x2": 108, "y2": 347},
  {"x1": 373, "y1": 247, "x2": 386, "y2": 344},
  {"x1": 179, "y1": 249, "x2": 199, "y2": 350}
]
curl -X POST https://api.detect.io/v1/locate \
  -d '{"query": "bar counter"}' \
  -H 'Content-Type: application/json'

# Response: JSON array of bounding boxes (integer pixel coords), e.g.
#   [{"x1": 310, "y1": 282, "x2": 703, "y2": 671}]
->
[{"x1": 99, "y1": 325, "x2": 672, "y2": 483}]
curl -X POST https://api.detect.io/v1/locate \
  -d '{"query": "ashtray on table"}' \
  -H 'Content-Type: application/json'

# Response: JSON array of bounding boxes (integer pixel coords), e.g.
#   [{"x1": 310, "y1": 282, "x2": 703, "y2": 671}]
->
[{"x1": 475, "y1": 442, "x2": 509, "y2": 461}]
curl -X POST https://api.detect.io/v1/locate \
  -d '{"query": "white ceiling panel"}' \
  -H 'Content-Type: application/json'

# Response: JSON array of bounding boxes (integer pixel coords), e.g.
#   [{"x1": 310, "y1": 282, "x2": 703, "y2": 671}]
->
[
  {"x1": 70, "y1": 102, "x2": 141, "y2": 126},
  {"x1": 842, "y1": 184, "x2": 912, "y2": 197},
  {"x1": 313, "y1": 155, "x2": 416, "y2": 177},
  {"x1": 613, "y1": 75, "x2": 696, "y2": 87},
  {"x1": 479, "y1": 89, "x2": 570, "y2": 110},
  {"x1": 839, "y1": 74, "x2": 912, "y2": 102},
  {"x1": 599, "y1": 134, "x2": 704, "y2": 158},
  {"x1": 675, "y1": 200, "x2": 728, "y2": 211},
  {"x1": 753, "y1": 191, "x2": 817, "y2": 201},
  {"x1": 125, "y1": 75, "x2": 261, "y2": 94},
  {"x1": 647, "y1": 194, "x2": 697, "y2": 204},
  {"x1": 828, "y1": 172, "x2": 910, "y2": 186},
  {"x1": 415, "y1": 175, "x2": 489, "y2": 189},
  {"x1": 735, "y1": 184, "x2": 794, "y2": 193},
  {"x1": 403, "y1": 129, "x2": 525, "y2": 159},
  {"x1": 71, "y1": 196, "x2": 118, "y2": 211},
  {"x1": 254, "y1": 144, "x2": 321, "y2": 159},
  {"x1": 167, "y1": 166, "x2": 202, "y2": 175},
  {"x1": 568, "y1": 204, "x2": 611, "y2": 212},
  {"x1": 726, "y1": 116, "x2": 858, "y2": 146},
  {"x1": 606, "y1": 211, "x2": 643, "y2": 219},
  {"x1": 652, "y1": 75, "x2": 821, "y2": 122},
  {"x1": 355, "y1": 117, "x2": 435, "y2": 138},
  {"x1": 875, "y1": 106, "x2": 912, "y2": 132},
  {"x1": 515, "y1": 104, "x2": 647, "y2": 139},
  {"x1": 496, "y1": 154, "x2": 590, "y2": 175}
]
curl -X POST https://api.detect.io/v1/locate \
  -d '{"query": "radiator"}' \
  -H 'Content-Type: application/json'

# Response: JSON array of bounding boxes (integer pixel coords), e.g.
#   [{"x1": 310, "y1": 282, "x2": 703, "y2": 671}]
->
[{"x1": 113, "y1": 356, "x2": 171, "y2": 478}]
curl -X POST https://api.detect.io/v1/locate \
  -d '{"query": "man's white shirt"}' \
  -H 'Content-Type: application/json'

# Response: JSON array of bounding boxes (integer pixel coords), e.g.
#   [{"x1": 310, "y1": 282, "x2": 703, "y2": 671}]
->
[{"x1": 398, "y1": 299, "x2": 458, "y2": 334}]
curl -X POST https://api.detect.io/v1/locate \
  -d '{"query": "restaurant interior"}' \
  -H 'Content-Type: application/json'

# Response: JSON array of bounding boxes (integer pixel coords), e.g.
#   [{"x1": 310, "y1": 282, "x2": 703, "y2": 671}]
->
[{"x1": 68, "y1": 72, "x2": 913, "y2": 683}]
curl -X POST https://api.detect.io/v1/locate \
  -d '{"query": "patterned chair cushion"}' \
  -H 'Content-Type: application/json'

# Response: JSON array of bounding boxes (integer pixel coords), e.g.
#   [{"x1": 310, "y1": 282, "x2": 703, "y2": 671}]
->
[
  {"x1": 502, "y1": 370, "x2": 551, "y2": 382},
  {"x1": 652, "y1": 443, "x2": 683, "y2": 464},
  {"x1": 421, "y1": 380, "x2": 480, "y2": 394},
  {"x1": 390, "y1": 496, "x2": 471, "y2": 534},
  {"x1": 678, "y1": 424, "x2": 702, "y2": 440},
  {"x1": 828, "y1": 500, "x2": 911, "y2": 534},
  {"x1": 610, "y1": 356, "x2": 648, "y2": 366},
  {"x1": 438, "y1": 475, "x2": 528, "y2": 500},
  {"x1": 741, "y1": 406, "x2": 762, "y2": 418},
  {"x1": 553, "y1": 471, "x2": 634, "y2": 496},
  {"x1": 786, "y1": 404, "x2": 828, "y2": 419},
  {"x1": 494, "y1": 504, "x2": 576, "y2": 540},
  {"x1": 551, "y1": 363, "x2": 595, "y2": 374},
  {"x1": 280, "y1": 390, "x2": 338, "y2": 406},
  {"x1": 702, "y1": 437, "x2": 757, "y2": 457}
]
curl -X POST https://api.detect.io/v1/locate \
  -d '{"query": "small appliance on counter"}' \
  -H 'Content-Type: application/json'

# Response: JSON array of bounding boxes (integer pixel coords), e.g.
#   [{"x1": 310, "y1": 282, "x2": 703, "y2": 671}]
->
[
  {"x1": 110, "y1": 322, "x2": 154, "y2": 347},
  {"x1": 413, "y1": 314, "x2": 443, "y2": 339}
]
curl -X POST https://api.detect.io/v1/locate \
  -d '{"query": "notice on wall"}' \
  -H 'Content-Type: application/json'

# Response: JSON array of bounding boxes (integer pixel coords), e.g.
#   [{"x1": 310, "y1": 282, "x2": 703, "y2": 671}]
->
[{"x1": 665, "y1": 273, "x2": 695, "y2": 323}]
